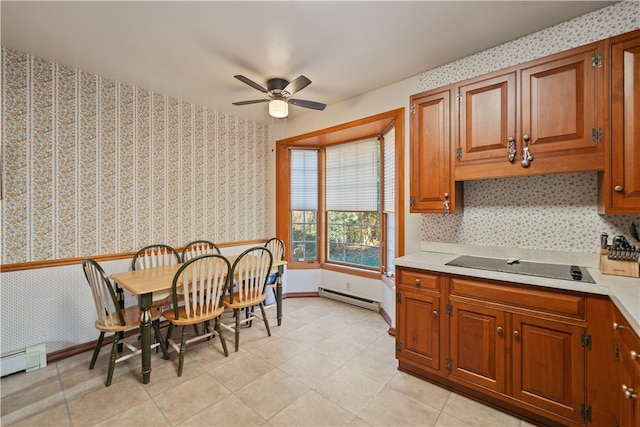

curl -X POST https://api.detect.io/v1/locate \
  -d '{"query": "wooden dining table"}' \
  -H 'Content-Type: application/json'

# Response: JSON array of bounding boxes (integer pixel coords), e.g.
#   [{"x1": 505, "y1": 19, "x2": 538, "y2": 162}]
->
[{"x1": 110, "y1": 255, "x2": 286, "y2": 384}]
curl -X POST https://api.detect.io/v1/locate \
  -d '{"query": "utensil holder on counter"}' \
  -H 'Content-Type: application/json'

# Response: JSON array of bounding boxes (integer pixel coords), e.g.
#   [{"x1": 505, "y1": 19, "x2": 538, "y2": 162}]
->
[{"x1": 599, "y1": 248, "x2": 640, "y2": 278}]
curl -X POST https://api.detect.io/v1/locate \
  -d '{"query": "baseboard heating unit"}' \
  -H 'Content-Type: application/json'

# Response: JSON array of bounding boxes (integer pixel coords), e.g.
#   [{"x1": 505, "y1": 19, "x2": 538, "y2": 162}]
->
[
  {"x1": 318, "y1": 287, "x2": 381, "y2": 312},
  {"x1": 1, "y1": 343, "x2": 47, "y2": 377}
]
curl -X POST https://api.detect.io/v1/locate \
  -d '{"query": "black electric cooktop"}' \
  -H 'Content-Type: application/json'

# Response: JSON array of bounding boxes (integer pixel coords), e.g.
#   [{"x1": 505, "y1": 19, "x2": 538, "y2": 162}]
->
[{"x1": 445, "y1": 255, "x2": 596, "y2": 284}]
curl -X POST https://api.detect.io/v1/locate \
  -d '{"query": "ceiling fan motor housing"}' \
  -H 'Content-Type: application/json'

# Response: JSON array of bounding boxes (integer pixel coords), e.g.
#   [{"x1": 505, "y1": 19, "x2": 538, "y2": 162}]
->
[{"x1": 267, "y1": 78, "x2": 290, "y2": 95}]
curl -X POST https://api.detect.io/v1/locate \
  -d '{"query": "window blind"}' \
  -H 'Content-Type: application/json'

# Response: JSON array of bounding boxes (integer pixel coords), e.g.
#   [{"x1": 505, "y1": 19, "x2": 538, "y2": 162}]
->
[
  {"x1": 290, "y1": 149, "x2": 318, "y2": 210},
  {"x1": 326, "y1": 138, "x2": 379, "y2": 211},
  {"x1": 383, "y1": 128, "x2": 395, "y2": 213}
]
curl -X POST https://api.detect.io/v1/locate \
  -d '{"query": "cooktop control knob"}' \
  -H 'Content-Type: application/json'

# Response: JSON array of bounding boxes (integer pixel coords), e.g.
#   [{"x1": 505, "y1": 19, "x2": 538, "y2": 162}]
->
[{"x1": 570, "y1": 265, "x2": 583, "y2": 281}]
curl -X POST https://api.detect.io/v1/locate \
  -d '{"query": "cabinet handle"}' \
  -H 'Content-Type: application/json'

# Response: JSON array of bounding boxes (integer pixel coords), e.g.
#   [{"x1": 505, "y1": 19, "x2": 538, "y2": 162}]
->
[
  {"x1": 631, "y1": 350, "x2": 639, "y2": 361},
  {"x1": 415, "y1": 279, "x2": 420, "y2": 286},
  {"x1": 497, "y1": 326, "x2": 503, "y2": 334},
  {"x1": 614, "y1": 322, "x2": 625, "y2": 330},
  {"x1": 622, "y1": 385, "x2": 637, "y2": 400},
  {"x1": 521, "y1": 135, "x2": 533, "y2": 168},
  {"x1": 507, "y1": 137, "x2": 516, "y2": 162},
  {"x1": 443, "y1": 193, "x2": 450, "y2": 217},
  {"x1": 432, "y1": 310, "x2": 438, "y2": 318},
  {"x1": 614, "y1": 185, "x2": 623, "y2": 192},
  {"x1": 513, "y1": 330, "x2": 520, "y2": 338}
]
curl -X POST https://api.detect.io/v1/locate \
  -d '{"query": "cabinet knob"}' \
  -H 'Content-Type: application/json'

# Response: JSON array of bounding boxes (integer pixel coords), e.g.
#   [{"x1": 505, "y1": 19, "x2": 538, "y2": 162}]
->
[
  {"x1": 433, "y1": 310, "x2": 438, "y2": 318},
  {"x1": 631, "y1": 350, "x2": 639, "y2": 361},
  {"x1": 513, "y1": 330, "x2": 520, "y2": 338},
  {"x1": 614, "y1": 322, "x2": 625, "y2": 330},
  {"x1": 497, "y1": 326, "x2": 503, "y2": 334},
  {"x1": 614, "y1": 185, "x2": 623, "y2": 192},
  {"x1": 415, "y1": 279, "x2": 420, "y2": 286},
  {"x1": 622, "y1": 384, "x2": 637, "y2": 400}
]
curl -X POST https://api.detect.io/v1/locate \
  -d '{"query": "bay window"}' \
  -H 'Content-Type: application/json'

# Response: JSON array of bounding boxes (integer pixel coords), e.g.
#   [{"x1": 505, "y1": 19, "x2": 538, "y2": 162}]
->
[{"x1": 275, "y1": 108, "x2": 404, "y2": 279}]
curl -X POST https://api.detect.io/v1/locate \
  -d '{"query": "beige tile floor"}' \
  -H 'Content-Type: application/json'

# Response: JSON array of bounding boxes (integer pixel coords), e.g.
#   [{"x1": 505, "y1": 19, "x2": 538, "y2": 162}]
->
[{"x1": 1, "y1": 297, "x2": 540, "y2": 426}]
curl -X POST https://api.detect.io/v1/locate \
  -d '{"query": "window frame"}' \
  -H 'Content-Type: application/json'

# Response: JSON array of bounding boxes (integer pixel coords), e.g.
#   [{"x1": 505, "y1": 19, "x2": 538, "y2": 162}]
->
[{"x1": 275, "y1": 108, "x2": 405, "y2": 280}]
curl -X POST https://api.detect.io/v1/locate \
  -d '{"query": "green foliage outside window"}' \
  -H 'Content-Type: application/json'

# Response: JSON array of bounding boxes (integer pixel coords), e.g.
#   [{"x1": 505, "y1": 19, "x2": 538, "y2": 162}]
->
[
  {"x1": 327, "y1": 211, "x2": 380, "y2": 268},
  {"x1": 291, "y1": 210, "x2": 317, "y2": 260}
]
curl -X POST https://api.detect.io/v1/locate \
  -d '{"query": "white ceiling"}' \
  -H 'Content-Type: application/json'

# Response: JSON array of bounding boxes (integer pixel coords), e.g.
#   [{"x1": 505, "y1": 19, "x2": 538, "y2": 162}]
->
[{"x1": 1, "y1": 1, "x2": 616, "y2": 125}]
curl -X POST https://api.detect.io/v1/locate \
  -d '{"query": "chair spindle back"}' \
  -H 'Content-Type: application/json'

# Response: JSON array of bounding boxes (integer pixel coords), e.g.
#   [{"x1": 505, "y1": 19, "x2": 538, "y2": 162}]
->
[
  {"x1": 83, "y1": 258, "x2": 124, "y2": 328},
  {"x1": 172, "y1": 254, "x2": 230, "y2": 320},
  {"x1": 132, "y1": 244, "x2": 180, "y2": 270},
  {"x1": 230, "y1": 247, "x2": 273, "y2": 305},
  {"x1": 182, "y1": 240, "x2": 221, "y2": 262}
]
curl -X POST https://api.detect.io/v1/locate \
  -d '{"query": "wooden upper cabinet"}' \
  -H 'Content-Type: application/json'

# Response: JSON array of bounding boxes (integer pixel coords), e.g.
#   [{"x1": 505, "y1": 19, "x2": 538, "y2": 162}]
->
[
  {"x1": 409, "y1": 86, "x2": 462, "y2": 214},
  {"x1": 521, "y1": 45, "x2": 601, "y2": 158},
  {"x1": 455, "y1": 70, "x2": 518, "y2": 166},
  {"x1": 454, "y1": 42, "x2": 605, "y2": 180},
  {"x1": 599, "y1": 29, "x2": 640, "y2": 214}
]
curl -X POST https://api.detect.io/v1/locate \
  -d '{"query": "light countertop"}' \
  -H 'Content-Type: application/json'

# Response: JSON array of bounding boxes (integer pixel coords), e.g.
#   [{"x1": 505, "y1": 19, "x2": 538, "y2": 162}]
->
[{"x1": 395, "y1": 242, "x2": 640, "y2": 336}]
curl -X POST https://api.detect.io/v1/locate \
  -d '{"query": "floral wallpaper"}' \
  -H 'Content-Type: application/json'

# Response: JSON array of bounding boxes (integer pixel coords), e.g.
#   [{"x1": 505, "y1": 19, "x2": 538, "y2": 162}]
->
[
  {"x1": 419, "y1": 1, "x2": 640, "y2": 254},
  {"x1": 1, "y1": 48, "x2": 269, "y2": 264}
]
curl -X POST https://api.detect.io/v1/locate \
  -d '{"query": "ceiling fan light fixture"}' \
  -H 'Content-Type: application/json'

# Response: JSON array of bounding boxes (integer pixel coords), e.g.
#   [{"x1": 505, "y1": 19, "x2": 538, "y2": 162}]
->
[{"x1": 269, "y1": 99, "x2": 288, "y2": 118}]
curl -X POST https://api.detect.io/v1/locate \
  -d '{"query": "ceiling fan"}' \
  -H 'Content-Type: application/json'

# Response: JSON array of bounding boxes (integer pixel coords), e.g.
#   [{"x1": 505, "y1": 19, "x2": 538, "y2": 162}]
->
[{"x1": 232, "y1": 75, "x2": 326, "y2": 118}]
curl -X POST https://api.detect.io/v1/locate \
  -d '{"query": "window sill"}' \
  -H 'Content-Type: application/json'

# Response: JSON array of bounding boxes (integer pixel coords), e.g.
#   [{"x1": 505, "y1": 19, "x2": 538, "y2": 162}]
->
[
  {"x1": 321, "y1": 263, "x2": 380, "y2": 280},
  {"x1": 288, "y1": 261, "x2": 321, "y2": 269},
  {"x1": 286, "y1": 261, "x2": 384, "y2": 281},
  {"x1": 381, "y1": 274, "x2": 395, "y2": 288}
]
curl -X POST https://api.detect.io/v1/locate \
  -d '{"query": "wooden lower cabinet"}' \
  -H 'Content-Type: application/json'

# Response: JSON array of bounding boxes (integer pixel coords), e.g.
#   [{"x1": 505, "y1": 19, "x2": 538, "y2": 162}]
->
[
  {"x1": 396, "y1": 269, "x2": 443, "y2": 374},
  {"x1": 613, "y1": 306, "x2": 640, "y2": 427},
  {"x1": 396, "y1": 267, "x2": 620, "y2": 427},
  {"x1": 449, "y1": 300, "x2": 506, "y2": 394},
  {"x1": 511, "y1": 314, "x2": 585, "y2": 423}
]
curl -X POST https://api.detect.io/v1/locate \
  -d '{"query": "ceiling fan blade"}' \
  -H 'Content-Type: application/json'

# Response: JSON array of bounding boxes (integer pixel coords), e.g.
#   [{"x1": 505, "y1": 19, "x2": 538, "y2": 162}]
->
[
  {"x1": 283, "y1": 76, "x2": 311, "y2": 95},
  {"x1": 289, "y1": 99, "x2": 326, "y2": 110},
  {"x1": 232, "y1": 99, "x2": 270, "y2": 106},
  {"x1": 234, "y1": 75, "x2": 267, "y2": 93}
]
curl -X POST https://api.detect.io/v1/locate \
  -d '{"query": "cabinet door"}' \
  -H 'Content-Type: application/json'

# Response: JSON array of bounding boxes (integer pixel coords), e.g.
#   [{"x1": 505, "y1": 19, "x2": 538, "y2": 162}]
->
[
  {"x1": 449, "y1": 300, "x2": 506, "y2": 394},
  {"x1": 619, "y1": 337, "x2": 640, "y2": 427},
  {"x1": 511, "y1": 314, "x2": 585, "y2": 424},
  {"x1": 614, "y1": 303, "x2": 640, "y2": 427},
  {"x1": 455, "y1": 70, "x2": 517, "y2": 166},
  {"x1": 601, "y1": 30, "x2": 640, "y2": 213},
  {"x1": 520, "y1": 43, "x2": 604, "y2": 167},
  {"x1": 396, "y1": 287, "x2": 441, "y2": 373},
  {"x1": 409, "y1": 87, "x2": 458, "y2": 213}
]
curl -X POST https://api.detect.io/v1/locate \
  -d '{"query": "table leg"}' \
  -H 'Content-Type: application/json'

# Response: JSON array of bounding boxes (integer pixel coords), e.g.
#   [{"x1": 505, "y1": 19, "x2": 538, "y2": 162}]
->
[
  {"x1": 138, "y1": 293, "x2": 153, "y2": 384},
  {"x1": 276, "y1": 265, "x2": 284, "y2": 326}
]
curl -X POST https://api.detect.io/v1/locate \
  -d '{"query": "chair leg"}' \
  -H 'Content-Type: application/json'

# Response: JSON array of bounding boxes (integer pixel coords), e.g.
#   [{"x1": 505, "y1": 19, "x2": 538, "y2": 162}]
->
[
  {"x1": 106, "y1": 332, "x2": 120, "y2": 387},
  {"x1": 89, "y1": 332, "x2": 105, "y2": 369},
  {"x1": 234, "y1": 308, "x2": 240, "y2": 352},
  {"x1": 248, "y1": 306, "x2": 255, "y2": 327},
  {"x1": 215, "y1": 318, "x2": 229, "y2": 357},
  {"x1": 152, "y1": 320, "x2": 169, "y2": 360},
  {"x1": 193, "y1": 324, "x2": 200, "y2": 336},
  {"x1": 259, "y1": 303, "x2": 271, "y2": 336},
  {"x1": 178, "y1": 327, "x2": 188, "y2": 377},
  {"x1": 204, "y1": 320, "x2": 211, "y2": 341},
  {"x1": 165, "y1": 323, "x2": 174, "y2": 349}
]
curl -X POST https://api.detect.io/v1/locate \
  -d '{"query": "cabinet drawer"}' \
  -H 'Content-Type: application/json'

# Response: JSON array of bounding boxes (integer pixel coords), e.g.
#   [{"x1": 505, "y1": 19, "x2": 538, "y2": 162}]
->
[
  {"x1": 397, "y1": 269, "x2": 440, "y2": 292},
  {"x1": 450, "y1": 277, "x2": 585, "y2": 319}
]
